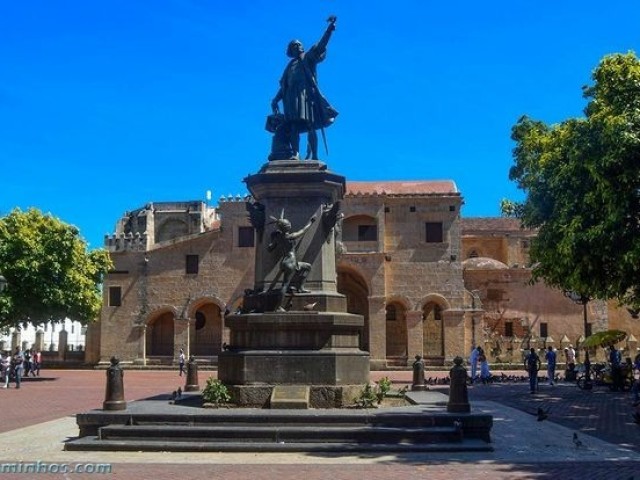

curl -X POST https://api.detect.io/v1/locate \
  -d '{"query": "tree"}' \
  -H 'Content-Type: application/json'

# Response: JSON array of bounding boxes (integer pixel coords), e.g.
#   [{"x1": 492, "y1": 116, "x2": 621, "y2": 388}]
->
[
  {"x1": 508, "y1": 52, "x2": 640, "y2": 308},
  {"x1": 0, "y1": 208, "x2": 112, "y2": 328}
]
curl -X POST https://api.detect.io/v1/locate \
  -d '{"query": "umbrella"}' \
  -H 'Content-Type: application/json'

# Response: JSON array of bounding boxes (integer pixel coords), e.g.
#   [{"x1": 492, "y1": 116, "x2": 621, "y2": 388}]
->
[{"x1": 581, "y1": 329, "x2": 627, "y2": 348}]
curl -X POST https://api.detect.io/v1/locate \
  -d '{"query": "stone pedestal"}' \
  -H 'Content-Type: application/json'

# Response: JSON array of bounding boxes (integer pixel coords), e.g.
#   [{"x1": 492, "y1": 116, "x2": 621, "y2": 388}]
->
[{"x1": 218, "y1": 160, "x2": 370, "y2": 406}]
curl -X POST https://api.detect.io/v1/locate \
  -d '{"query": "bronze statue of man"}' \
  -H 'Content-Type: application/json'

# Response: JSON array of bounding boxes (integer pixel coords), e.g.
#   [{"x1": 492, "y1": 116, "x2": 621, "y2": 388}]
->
[{"x1": 270, "y1": 16, "x2": 338, "y2": 160}]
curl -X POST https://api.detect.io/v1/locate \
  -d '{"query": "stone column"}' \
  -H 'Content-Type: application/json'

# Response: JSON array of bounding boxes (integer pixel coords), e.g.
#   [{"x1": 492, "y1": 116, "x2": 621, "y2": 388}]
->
[
  {"x1": 406, "y1": 311, "x2": 424, "y2": 360},
  {"x1": 11, "y1": 331, "x2": 20, "y2": 351},
  {"x1": 174, "y1": 318, "x2": 189, "y2": 360},
  {"x1": 35, "y1": 330, "x2": 45, "y2": 351},
  {"x1": 367, "y1": 296, "x2": 387, "y2": 368},
  {"x1": 442, "y1": 309, "x2": 466, "y2": 361},
  {"x1": 134, "y1": 325, "x2": 147, "y2": 366},
  {"x1": 141, "y1": 325, "x2": 147, "y2": 366},
  {"x1": 58, "y1": 330, "x2": 68, "y2": 361}
]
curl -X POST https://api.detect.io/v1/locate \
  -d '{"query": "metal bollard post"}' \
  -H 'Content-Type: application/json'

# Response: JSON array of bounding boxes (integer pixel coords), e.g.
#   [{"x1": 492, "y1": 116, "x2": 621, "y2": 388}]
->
[
  {"x1": 103, "y1": 356, "x2": 127, "y2": 410},
  {"x1": 447, "y1": 356, "x2": 470, "y2": 413},
  {"x1": 411, "y1": 354, "x2": 427, "y2": 391},
  {"x1": 184, "y1": 355, "x2": 200, "y2": 392}
]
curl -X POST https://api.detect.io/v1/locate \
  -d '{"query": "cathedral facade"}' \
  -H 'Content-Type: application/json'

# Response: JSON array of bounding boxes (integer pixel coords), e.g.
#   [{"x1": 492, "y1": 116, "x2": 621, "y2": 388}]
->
[{"x1": 86, "y1": 181, "x2": 639, "y2": 368}]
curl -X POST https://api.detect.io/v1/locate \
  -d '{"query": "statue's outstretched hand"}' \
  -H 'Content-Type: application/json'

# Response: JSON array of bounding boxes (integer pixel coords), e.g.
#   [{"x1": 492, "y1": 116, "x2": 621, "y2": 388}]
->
[{"x1": 271, "y1": 100, "x2": 280, "y2": 115}]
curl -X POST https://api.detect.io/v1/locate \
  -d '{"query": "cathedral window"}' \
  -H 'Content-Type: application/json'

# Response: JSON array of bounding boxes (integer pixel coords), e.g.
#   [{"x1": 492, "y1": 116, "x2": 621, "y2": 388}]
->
[{"x1": 425, "y1": 222, "x2": 443, "y2": 243}]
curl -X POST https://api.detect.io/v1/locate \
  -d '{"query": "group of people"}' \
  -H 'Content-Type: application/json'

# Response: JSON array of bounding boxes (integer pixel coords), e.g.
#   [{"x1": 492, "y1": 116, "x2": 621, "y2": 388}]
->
[
  {"x1": 1, "y1": 346, "x2": 42, "y2": 389},
  {"x1": 468, "y1": 346, "x2": 492, "y2": 383}
]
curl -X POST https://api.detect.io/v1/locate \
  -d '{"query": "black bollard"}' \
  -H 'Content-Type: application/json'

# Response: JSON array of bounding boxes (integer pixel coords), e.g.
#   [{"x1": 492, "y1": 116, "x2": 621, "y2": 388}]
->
[
  {"x1": 411, "y1": 354, "x2": 427, "y2": 391},
  {"x1": 184, "y1": 355, "x2": 199, "y2": 392},
  {"x1": 103, "y1": 356, "x2": 126, "y2": 410},
  {"x1": 447, "y1": 356, "x2": 470, "y2": 413}
]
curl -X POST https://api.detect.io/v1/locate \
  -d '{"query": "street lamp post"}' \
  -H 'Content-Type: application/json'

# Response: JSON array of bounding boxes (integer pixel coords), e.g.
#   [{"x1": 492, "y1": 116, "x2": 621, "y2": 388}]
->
[{"x1": 564, "y1": 291, "x2": 592, "y2": 389}]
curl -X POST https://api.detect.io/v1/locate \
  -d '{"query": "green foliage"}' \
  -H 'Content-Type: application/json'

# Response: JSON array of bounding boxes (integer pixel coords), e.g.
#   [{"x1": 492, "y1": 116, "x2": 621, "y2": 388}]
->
[
  {"x1": 376, "y1": 376, "x2": 392, "y2": 399},
  {"x1": 508, "y1": 52, "x2": 640, "y2": 308},
  {"x1": 0, "y1": 208, "x2": 112, "y2": 328},
  {"x1": 202, "y1": 377, "x2": 231, "y2": 406},
  {"x1": 500, "y1": 199, "x2": 523, "y2": 218},
  {"x1": 355, "y1": 377, "x2": 394, "y2": 408}
]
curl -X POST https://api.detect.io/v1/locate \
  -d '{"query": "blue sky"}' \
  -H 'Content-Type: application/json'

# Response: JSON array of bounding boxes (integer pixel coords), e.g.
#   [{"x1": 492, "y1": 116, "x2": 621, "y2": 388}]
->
[{"x1": 1, "y1": 1, "x2": 638, "y2": 249}]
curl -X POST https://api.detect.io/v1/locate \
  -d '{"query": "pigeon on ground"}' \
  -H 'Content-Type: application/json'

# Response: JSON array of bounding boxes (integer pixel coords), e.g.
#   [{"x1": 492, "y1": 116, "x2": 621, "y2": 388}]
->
[
  {"x1": 303, "y1": 301, "x2": 318, "y2": 311},
  {"x1": 536, "y1": 407, "x2": 549, "y2": 421},
  {"x1": 573, "y1": 432, "x2": 583, "y2": 448}
]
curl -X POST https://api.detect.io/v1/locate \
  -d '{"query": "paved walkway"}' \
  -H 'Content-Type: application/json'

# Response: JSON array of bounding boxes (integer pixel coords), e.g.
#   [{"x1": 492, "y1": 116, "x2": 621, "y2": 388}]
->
[{"x1": 0, "y1": 369, "x2": 639, "y2": 479}]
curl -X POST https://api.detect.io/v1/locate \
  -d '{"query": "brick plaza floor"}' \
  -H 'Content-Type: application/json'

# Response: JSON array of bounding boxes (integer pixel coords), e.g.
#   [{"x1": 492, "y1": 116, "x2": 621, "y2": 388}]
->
[{"x1": 0, "y1": 368, "x2": 639, "y2": 479}]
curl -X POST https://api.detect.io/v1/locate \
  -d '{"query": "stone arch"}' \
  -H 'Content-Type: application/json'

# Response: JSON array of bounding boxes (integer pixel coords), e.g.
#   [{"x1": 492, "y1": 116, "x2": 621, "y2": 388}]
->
[
  {"x1": 385, "y1": 294, "x2": 413, "y2": 312},
  {"x1": 418, "y1": 294, "x2": 451, "y2": 312},
  {"x1": 187, "y1": 297, "x2": 225, "y2": 357},
  {"x1": 421, "y1": 294, "x2": 449, "y2": 359},
  {"x1": 145, "y1": 308, "x2": 176, "y2": 357},
  {"x1": 337, "y1": 264, "x2": 370, "y2": 351},
  {"x1": 385, "y1": 300, "x2": 408, "y2": 360}
]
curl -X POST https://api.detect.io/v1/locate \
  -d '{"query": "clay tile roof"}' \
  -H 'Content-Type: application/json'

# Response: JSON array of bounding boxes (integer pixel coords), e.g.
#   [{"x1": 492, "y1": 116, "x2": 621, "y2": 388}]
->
[
  {"x1": 345, "y1": 181, "x2": 458, "y2": 196},
  {"x1": 461, "y1": 217, "x2": 532, "y2": 233}
]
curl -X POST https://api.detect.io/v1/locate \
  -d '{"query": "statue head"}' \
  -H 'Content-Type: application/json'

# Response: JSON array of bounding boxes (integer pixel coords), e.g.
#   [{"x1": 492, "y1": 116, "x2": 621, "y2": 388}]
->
[
  {"x1": 277, "y1": 218, "x2": 291, "y2": 232},
  {"x1": 286, "y1": 40, "x2": 304, "y2": 58},
  {"x1": 270, "y1": 210, "x2": 292, "y2": 232}
]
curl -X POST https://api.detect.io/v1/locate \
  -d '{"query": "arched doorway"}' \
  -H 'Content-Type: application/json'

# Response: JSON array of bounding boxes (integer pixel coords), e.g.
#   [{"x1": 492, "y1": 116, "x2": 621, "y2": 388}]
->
[
  {"x1": 146, "y1": 311, "x2": 175, "y2": 356},
  {"x1": 337, "y1": 267, "x2": 369, "y2": 351},
  {"x1": 191, "y1": 303, "x2": 223, "y2": 356},
  {"x1": 385, "y1": 302, "x2": 408, "y2": 362},
  {"x1": 423, "y1": 302, "x2": 445, "y2": 360}
]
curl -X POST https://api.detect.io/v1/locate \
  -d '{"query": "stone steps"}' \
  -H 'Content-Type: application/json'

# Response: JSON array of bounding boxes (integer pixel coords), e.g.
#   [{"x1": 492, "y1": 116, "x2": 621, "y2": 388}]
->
[
  {"x1": 65, "y1": 391, "x2": 493, "y2": 453},
  {"x1": 66, "y1": 437, "x2": 492, "y2": 453},
  {"x1": 96, "y1": 424, "x2": 462, "y2": 444}
]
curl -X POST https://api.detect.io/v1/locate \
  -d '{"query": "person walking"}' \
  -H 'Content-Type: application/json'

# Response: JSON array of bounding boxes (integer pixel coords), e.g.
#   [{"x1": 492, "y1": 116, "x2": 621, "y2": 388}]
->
[
  {"x1": 525, "y1": 347, "x2": 541, "y2": 394},
  {"x1": 609, "y1": 344, "x2": 623, "y2": 391},
  {"x1": 33, "y1": 350, "x2": 42, "y2": 377},
  {"x1": 178, "y1": 349, "x2": 185, "y2": 377},
  {"x1": 12, "y1": 346, "x2": 24, "y2": 389},
  {"x1": 564, "y1": 344, "x2": 577, "y2": 380},
  {"x1": 479, "y1": 348, "x2": 491, "y2": 384},
  {"x1": 545, "y1": 346, "x2": 557, "y2": 385}
]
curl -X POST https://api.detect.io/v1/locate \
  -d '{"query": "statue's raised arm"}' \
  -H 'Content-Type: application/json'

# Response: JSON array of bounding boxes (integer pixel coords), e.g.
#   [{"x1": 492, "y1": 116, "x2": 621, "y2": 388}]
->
[{"x1": 316, "y1": 15, "x2": 337, "y2": 52}]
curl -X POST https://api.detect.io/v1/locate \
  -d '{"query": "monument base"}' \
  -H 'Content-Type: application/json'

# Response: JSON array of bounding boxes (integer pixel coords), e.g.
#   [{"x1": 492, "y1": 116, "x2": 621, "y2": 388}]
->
[
  {"x1": 219, "y1": 349, "x2": 369, "y2": 386},
  {"x1": 226, "y1": 383, "x2": 363, "y2": 408}
]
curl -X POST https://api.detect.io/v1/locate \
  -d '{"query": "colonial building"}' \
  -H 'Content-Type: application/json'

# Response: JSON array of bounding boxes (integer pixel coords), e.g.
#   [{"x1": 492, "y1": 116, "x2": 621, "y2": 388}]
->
[{"x1": 86, "y1": 181, "x2": 640, "y2": 368}]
